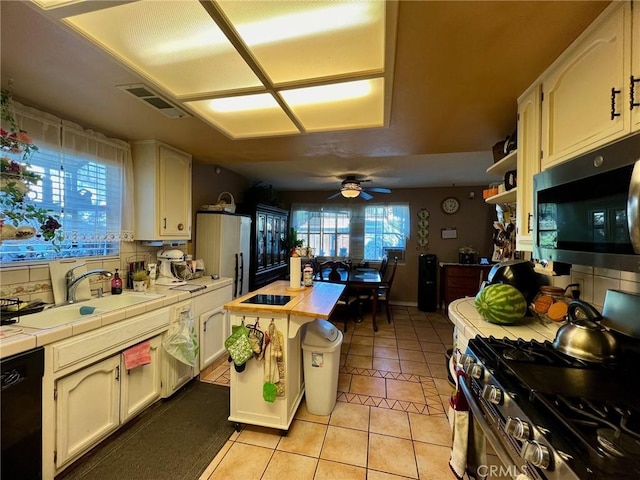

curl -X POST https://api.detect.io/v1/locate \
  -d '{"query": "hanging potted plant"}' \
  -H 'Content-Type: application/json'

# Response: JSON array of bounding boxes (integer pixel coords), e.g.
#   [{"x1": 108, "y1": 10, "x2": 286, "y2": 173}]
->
[{"x1": 0, "y1": 87, "x2": 62, "y2": 246}]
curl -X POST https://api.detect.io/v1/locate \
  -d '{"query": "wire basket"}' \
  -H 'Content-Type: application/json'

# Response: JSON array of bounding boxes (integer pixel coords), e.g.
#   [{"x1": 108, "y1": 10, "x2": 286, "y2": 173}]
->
[{"x1": 1, "y1": 298, "x2": 22, "y2": 323}]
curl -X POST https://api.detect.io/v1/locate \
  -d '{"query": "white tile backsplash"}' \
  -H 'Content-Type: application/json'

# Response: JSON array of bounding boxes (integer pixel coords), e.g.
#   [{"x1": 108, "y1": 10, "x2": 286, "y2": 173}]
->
[{"x1": 572, "y1": 264, "x2": 640, "y2": 310}]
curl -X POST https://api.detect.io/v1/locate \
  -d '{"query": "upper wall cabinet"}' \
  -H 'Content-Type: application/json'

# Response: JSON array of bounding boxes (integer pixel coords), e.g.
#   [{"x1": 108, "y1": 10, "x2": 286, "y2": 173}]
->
[
  {"x1": 132, "y1": 140, "x2": 192, "y2": 241},
  {"x1": 633, "y1": 0, "x2": 640, "y2": 130},
  {"x1": 540, "y1": 1, "x2": 633, "y2": 170},
  {"x1": 516, "y1": 83, "x2": 542, "y2": 252}
]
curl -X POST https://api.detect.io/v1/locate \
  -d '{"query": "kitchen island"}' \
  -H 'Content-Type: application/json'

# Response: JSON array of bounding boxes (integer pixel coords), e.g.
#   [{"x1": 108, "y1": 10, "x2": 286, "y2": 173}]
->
[{"x1": 224, "y1": 280, "x2": 345, "y2": 431}]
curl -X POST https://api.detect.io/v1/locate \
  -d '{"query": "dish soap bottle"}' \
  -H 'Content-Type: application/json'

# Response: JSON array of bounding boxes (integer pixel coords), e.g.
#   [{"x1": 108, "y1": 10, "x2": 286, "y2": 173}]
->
[{"x1": 111, "y1": 269, "x2": 123, "y2": 295}]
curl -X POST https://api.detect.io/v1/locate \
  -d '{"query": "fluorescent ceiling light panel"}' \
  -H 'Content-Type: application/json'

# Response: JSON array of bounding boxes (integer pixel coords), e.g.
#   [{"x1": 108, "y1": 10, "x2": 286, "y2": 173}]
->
[
  {"x1": 217, "y1": 0, "x2": 385, "y2": 84},
  {"x1": 32, "y1": 0, "x2": 82, "y2": 9},
  {"x1": 185, "y1": 94, "x2": 300, "y2": 139},
  {"x1": 63, "y1": 0, "x2": 262, "y2": 96},
  {"x1": 281, "y1": 78, "x2": 385, "y2": 132}
]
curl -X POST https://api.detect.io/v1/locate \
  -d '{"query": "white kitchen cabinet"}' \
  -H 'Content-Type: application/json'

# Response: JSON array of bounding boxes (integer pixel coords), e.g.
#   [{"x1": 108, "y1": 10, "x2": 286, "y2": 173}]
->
[
  {"x1": 515, "y1": 83, "x2": 542, "y2": 251},
  {"x1": 199, "y1": 306, "x2": 228, "y2": 370},
  {"x1": 161, "y1": 300, "x2": 197, "y2": 397},
  {"x1": 55, "y1": 355, "x2": 120, "y2": 468},
  {"x1": 55, "y1": 335, "x2": 164, "y2": 468},
  {"x1": 540, "y1": 1, "x2": 632, "y2": 170},
  {"x1": 632, "y1": 0, "x2": 640, "y2": 131},
  {"x1": 193, "y1": 285, "x2": 233, "y2": 371},
  {"x1": 132, "y1": 140, "x2": 192, "y2": 241},
  {"x1": 120, "y1": 335, "x2": 163, "y2": 423}
]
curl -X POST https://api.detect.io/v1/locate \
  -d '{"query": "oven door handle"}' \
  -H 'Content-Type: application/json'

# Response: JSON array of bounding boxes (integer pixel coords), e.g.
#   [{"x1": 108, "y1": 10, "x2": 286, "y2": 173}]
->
[
  {"x1": 627, "y1": 159, "x2": 640, "y2": 253},
  {"x1": 459, "y1": 378, "x2": 516, "y2": 470}
]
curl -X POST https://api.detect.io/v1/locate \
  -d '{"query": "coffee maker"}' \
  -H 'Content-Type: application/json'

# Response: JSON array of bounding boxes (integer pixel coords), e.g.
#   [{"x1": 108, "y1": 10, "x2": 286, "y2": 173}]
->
[{"x1": 156, "y1": 249, "x2": 187, "y2": 286}]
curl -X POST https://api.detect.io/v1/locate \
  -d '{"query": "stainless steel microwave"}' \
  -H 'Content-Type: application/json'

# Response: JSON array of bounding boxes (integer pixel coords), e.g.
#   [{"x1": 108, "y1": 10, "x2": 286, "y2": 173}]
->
[{"x1": 533, "y1": 133, "x2": 640, "y2": 273}]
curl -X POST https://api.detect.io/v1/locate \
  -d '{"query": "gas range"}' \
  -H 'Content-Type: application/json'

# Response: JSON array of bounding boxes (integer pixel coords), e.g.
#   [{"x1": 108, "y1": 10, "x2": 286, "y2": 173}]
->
[{"x1": 459, "y1": 336, "x2": 640, "y2": 480}]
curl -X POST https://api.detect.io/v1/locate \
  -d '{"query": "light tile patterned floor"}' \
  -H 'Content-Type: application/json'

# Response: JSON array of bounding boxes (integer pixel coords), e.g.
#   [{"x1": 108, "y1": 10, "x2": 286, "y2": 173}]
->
[{"x1": 200, "y1": 306, "x2": 457, "y2": 480}]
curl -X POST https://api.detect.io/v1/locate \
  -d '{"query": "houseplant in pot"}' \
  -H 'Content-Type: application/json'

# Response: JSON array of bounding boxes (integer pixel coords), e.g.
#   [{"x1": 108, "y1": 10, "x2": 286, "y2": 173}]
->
[{"x1": 132, "y1": 269, "x2": 149, "y2": 292}]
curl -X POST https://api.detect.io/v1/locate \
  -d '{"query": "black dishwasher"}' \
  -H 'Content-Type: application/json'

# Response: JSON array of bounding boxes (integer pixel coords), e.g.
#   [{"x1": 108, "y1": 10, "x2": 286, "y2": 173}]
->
[{"x1": 1, "y1": 346, "x2": 45, "y2": 480}]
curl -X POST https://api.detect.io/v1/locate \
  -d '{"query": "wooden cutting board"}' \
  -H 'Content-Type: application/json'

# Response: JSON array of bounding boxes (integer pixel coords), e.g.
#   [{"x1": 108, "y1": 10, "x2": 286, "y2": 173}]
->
[{"x1": 49, "y1": 259, "x2": 92, "y2": 305}]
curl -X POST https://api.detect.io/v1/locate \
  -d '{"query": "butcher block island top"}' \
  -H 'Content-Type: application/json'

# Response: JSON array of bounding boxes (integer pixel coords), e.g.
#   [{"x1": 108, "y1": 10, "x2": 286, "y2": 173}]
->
[{"x1": 224, "y1": 280, "x2": 345, "y2": 319}]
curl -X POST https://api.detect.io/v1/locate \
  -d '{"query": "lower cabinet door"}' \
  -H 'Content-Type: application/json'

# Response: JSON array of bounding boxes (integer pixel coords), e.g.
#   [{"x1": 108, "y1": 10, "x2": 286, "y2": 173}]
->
[
  {"x1": 55, "y1": 355, "x2": 120, "y2": 468},
  {"x1": 120, "y1": 335, "x2": 162, "y2": 423},
  {"x1": 200, "y1": 306, "x2": 228, "y2": 370}
]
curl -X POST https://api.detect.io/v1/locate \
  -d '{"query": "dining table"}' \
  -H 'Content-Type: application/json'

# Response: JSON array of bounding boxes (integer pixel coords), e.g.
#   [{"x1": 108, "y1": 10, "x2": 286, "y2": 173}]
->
[{"x1": 315, "y1": 266, "x2": 385, "y2": 331}]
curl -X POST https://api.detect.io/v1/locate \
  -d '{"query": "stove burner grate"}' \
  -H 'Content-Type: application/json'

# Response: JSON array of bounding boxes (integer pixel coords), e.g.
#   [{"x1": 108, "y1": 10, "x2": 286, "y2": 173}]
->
[{"x1": 597, "y1": 428, "x2": 640, "y2": 457}]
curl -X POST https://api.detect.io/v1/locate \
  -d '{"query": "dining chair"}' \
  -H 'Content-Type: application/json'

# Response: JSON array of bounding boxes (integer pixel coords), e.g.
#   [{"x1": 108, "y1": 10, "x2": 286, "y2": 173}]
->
[
  {"x1": 379, "y1": 254, "x2": 389, "y2": 277},
  {"x1": 377, "y1": 257, "x2": 398, "y2": 324},
  {"x1": 318, "y1": 260, "x2": 354, "y2": 331}
]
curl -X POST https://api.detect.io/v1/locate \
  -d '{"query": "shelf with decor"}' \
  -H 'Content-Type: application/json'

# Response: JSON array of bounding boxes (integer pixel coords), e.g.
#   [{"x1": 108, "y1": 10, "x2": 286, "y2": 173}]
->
[
  {"x1": 486, "y1": 150, "x2": 517, "y2": 177},
  {"x1": 485, "y1": 187, "x2": 517, "y2": 205}
]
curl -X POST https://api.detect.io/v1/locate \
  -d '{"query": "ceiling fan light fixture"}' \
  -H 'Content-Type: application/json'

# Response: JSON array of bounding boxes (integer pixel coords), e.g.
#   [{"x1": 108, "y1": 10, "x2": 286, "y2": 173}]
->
[
  {"x1": 341, "y1": 188, "x2": 361, "y2": 198},
  {"x1": 341, "y1": 181, "x2": 362, "y2": 198}
]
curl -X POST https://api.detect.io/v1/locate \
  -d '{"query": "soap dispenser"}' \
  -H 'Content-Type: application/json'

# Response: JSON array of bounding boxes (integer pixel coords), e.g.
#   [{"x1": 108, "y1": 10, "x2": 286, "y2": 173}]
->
[{"x1": 111, "y1": 269, "x2": 123, "y2": 295}]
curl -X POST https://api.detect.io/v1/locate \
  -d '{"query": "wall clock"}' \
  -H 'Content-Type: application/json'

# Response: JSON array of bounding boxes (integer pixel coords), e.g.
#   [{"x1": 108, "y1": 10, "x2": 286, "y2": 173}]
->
[{"x1": 441, "y1": 197, "x2": 460, "y2": 215}]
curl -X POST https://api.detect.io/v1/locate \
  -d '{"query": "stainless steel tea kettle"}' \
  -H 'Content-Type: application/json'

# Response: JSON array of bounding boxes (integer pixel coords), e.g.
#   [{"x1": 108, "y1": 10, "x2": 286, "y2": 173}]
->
[{"x1": 553, "y1": 300, "x2": 619, "y2": 363}]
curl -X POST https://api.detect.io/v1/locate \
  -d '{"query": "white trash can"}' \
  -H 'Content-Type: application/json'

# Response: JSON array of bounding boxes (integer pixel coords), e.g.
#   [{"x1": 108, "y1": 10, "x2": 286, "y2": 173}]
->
[{"x1": 301, "y1": 319, "x2": 343, "y2": 415}]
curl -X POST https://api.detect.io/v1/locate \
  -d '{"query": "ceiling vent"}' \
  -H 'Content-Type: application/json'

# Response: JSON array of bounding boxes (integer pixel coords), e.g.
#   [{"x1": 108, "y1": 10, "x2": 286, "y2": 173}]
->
[{"x1": 117, "y1": 84, "x2": 190, "y2": 119}]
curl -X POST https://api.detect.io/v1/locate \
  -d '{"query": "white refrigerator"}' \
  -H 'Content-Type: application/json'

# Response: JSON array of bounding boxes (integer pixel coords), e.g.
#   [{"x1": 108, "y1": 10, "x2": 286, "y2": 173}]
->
[{"x1": 196, "y1": 212, "x2": 251, "y2": 298}]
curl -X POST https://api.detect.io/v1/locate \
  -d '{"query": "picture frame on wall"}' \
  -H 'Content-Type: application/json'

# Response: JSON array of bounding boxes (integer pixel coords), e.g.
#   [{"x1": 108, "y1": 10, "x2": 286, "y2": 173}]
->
[{"x1": 441, "y1": 227, "x2": 457, "y2": 239}]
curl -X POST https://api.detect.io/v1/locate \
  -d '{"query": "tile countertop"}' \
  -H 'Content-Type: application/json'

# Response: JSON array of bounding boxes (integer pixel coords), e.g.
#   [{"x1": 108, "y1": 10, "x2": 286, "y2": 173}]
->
[
  {"x1": 448, "y1": 297, "x2": 563, "y2": 351},
  {"x1": 0, "y1": 276, "x2": 233, "y2": 359}
]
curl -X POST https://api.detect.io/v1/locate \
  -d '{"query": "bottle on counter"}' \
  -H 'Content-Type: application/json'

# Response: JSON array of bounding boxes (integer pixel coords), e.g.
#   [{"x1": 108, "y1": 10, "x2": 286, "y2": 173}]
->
[
  {"x1": 111, "y1": 268, "x2": 123, "y2": 295},
  {"x1": 303, "y1": 263, "x2": 314, "y2": 287}
]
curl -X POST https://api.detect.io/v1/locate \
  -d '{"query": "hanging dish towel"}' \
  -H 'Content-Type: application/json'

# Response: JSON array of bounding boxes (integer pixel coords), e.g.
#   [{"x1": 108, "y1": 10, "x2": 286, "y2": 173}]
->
[
  {"x1": 449, "y1": 370, "x2": 486, "y2": 480},
  {"x1": 123, "y1": 340, "x2": 151, "y2": 370},
  {"x1": 263, "y1": 321, "x2": 285, "y2": 400}
]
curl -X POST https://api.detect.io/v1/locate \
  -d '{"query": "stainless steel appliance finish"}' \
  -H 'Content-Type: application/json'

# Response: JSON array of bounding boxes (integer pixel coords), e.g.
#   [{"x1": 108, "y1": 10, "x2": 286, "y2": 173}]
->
[
  {"x1": 1, "y1": 347, "x2": 45, "y2": 480},
  {"x1": 459, "y1": 335, "x2": 640, "y2": 480},
  {"x1": 533, "y1": 132, "x2": 640, "y2": 273}
]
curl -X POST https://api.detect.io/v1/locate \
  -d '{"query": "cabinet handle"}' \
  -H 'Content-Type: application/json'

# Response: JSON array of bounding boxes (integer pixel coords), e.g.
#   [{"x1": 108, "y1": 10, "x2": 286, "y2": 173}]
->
[
  {"x1": 177, "y1": 223, "x2": 184, "y2": 231},
  {"x1": 632, "y1": 76, "x2": 640, "y2": 110},
  {"x1": 611, "y1": 87, "x2": 621, "y2": 120},
  {"x1": 163, "y1": 218, "x2": 167, "y2": 229},
  {"x1": 115, "y1": 365, "x2": 120, "y2": 381},
  {"x1": 527, "y1": 213, "x2": 533, "y2": 233}
]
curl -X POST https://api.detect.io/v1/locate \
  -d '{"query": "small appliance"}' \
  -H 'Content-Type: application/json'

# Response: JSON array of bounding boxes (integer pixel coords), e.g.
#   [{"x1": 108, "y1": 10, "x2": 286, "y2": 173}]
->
[{"x1": 156, "y1": 248, "x2": 187, "y2": 286}]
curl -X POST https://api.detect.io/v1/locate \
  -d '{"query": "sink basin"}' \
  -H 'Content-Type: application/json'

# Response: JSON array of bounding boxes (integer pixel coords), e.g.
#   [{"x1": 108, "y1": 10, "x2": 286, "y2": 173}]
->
[
  {"x1": 17, "y1": 293, "x2": 164, "y2": 329},
  {"x1": 76, "y1": 293, "x2": 164, "y2": 310}
]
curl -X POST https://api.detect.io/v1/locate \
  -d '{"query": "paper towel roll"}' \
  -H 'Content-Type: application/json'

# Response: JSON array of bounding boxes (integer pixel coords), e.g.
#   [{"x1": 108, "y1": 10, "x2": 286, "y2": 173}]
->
[{"x1": 290, "y1": 256, "x2": 301, "y2": 289}]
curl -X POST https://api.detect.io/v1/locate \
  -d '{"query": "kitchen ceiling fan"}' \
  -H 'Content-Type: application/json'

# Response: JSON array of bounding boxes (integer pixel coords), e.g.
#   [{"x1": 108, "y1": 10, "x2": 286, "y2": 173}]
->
[{"x1": 328, "y1": 175, "x2": 391, "y2": 200}]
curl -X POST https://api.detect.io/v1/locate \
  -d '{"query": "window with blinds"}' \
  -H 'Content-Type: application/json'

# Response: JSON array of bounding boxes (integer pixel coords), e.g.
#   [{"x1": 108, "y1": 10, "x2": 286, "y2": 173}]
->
[
  {"x1": 0, "y1": 145, "x2": 122, "y2": 263},
  {"x1": 291, "y1": 203, "x2": 410, "y2": 262}
]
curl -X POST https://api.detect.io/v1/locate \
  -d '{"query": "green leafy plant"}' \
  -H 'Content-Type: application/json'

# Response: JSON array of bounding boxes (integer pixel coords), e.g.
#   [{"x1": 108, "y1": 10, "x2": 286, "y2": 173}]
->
[
  {"x1": 132, "y1": 269, "x2": 149, "y2": 281},
  {"x1": 1, "y1": 87, "x2": 62, "y2": 247}
]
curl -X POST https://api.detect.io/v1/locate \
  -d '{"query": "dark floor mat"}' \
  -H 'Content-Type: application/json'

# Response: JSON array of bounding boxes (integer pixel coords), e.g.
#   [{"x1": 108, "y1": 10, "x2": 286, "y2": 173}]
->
[{"x1": 57, "y1": 380, "x2": 234, "y2": 480}]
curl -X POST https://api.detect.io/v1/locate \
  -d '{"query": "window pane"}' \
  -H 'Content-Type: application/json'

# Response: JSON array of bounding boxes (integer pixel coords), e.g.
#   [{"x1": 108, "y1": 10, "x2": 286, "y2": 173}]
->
[{"x1": 291, "y1": 203, "x2": 408, "y2": 262}]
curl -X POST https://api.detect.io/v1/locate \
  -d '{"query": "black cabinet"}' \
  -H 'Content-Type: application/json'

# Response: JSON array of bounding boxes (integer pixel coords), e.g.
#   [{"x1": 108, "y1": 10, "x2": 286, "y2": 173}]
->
[
  {"x1": 418, "y1": 254, "x2": 437, "y2": 311},
  {"x1": 245, "y1": 204, "x2": 289, "y2": 290}
]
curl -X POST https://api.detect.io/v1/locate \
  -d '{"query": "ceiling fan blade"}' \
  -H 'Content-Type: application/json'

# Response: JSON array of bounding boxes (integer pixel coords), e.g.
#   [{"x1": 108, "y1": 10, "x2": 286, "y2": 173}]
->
[
  {"x1": 360, "y1": 191, "x2": 373, "y2": 200},
  {"x1": 327, "y1": 191, "x2": 342, "y2": 199},
  {"x1": 366, "y1": 187, "x2": 391, "y2": 194}
]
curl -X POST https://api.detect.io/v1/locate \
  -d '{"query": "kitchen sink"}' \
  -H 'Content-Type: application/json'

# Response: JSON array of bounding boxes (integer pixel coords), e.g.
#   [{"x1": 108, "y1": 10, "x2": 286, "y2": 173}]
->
[{"x1": 17, "y1": 293, "x2": 165, "y2": 329}]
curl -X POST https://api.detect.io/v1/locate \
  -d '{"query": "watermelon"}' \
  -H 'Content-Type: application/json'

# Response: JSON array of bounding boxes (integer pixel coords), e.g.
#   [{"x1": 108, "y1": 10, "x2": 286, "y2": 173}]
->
[{"x1": 475, "y1": 284, "x2": 527, "y2": 325}]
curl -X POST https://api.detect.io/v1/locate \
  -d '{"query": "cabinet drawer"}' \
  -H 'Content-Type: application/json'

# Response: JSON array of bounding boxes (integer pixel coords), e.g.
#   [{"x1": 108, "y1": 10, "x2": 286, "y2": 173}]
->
[
  {"x1": 53, "y1": 308, "x2": 170, "y2": 372},
  {"x1": 193, "y1": 285, "x2": 233, "y2": 317},
  {"x1": 447, "y1": 277, "x2": 481, "y2": 289},
  {"x1": 446, "y1": 267, "x2": 484, "y2": 279}
]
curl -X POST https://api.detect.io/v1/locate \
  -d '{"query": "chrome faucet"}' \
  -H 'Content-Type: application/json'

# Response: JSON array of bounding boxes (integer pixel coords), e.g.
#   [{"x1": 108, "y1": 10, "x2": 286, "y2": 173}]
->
[{"x1": 65, "y1": 266, "x2": 113, "y2": 304}]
